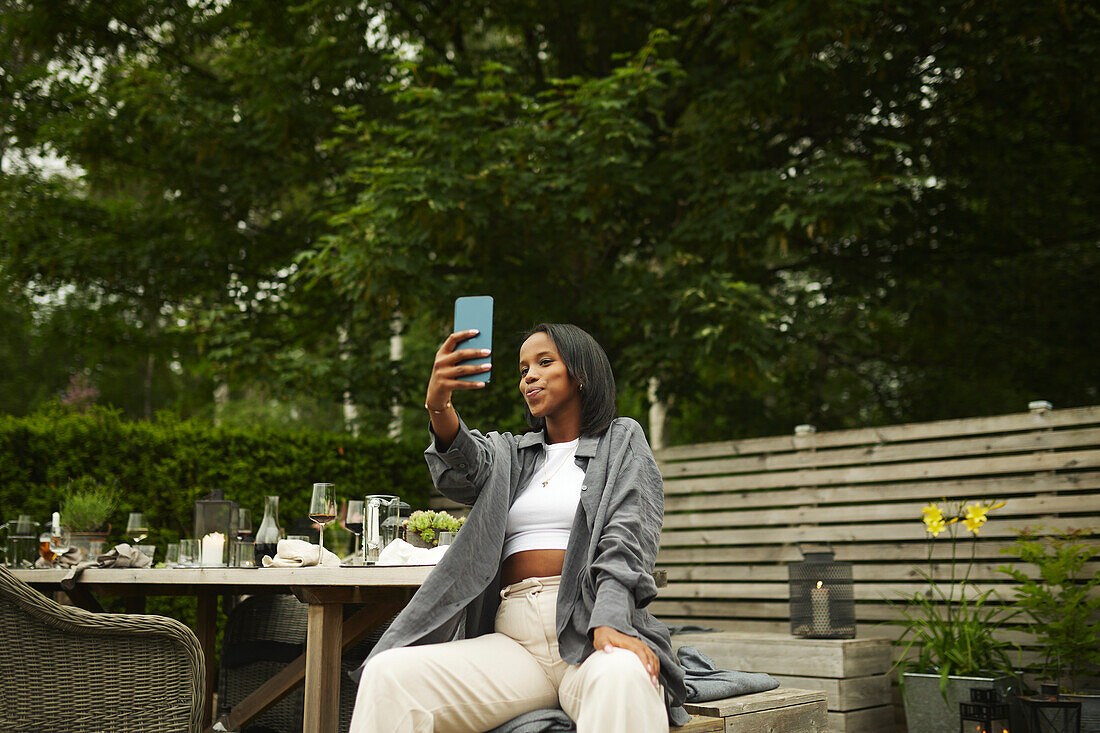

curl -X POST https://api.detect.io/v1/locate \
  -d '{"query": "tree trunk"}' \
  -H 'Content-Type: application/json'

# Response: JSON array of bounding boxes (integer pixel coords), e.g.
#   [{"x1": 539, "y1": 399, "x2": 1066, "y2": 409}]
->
[
  {"x1": 647, "y1": 376, "x2": 667, "y2": 450},
  {"x1": 388, "y1": 311, "x2": 404, "y2": 440},
  {"x1": 338, "y1": 324, "x2": 360, "y2": 436}
]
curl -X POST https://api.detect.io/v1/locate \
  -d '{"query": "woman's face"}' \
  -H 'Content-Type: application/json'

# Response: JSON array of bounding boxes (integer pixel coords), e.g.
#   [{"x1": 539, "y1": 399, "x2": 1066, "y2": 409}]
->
[{"x1": 518, "y1": 331, "x2": 582, "y2": 421}]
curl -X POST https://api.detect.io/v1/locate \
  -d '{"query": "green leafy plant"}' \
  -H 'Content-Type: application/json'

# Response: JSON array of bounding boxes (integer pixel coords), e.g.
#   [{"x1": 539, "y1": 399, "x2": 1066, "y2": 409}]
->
[
  {"x1": 891, "y1": 499, "x2": 1018, "y2": 694},
  {"x1": 999, "y1": 526, "x2": 1100, "y2": 692},
  {"x1": 403, "y1": 510, "x2": 464, "y2": 547},
  {"x1": 61, "y1": 478, "x2": 120, "y2": 532}
]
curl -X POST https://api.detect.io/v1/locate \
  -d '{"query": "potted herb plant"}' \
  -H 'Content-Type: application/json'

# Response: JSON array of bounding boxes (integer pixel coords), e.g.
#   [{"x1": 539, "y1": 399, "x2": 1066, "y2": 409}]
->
[
  {"x1": 891, "y1": 499, "x2": 1020, "y2": 733},
  {"x1": 61, "y1": 478, "x2": 119, "y2": 557},
  {"x1": 1000, "y1": 526, "x2": 1100, "y2": 732},
  {"x1": 402, "y1": 510, "x2": 464, "y2": 548}
]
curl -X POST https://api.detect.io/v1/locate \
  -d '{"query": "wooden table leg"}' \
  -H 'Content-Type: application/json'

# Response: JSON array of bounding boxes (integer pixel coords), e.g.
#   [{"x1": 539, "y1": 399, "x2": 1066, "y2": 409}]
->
[
  {"x1": 303, "y1": 602, "x2": 343, "y2": 733},
  {"x1": 216, "y1": 594, "x2": 408, "y2": 733},
  {"x1": 197, "y1": 594, "x2": 218, "y2": 729}
]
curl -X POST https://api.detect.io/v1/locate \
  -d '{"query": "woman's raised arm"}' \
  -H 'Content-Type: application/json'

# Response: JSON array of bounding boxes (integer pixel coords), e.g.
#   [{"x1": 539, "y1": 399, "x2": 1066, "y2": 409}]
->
[{"x1": 424, "y1": 329, "x2": 492, "y2": 449}]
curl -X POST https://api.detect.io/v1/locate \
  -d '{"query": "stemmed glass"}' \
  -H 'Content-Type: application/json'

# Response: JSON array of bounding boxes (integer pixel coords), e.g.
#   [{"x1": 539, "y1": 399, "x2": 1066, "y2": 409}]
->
[
  {"x1": 49, "y1": 524, "x2": 72, "y2": 560},
  {"x1": 126, "y1": 512, "x2": 150, "y2": 544},
  {"x1": 308, "y1": 483, "x2": 337, "y2": 555},
  {"x1": 345, "y1": 500, "x2": 365, "y2": 565},
  {"x1": 237, "y1": 508, "x2": 252, "y2": 542}
]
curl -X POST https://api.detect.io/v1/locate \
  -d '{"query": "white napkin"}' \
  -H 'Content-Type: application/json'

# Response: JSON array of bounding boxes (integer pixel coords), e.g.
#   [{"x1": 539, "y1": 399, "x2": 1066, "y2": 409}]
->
[
  {"x1": 261, "y1": 538, "x2": 342, "y2": 568},
  {"x1": 376, "y1": 538, "x2": 448, "y2": 566}
]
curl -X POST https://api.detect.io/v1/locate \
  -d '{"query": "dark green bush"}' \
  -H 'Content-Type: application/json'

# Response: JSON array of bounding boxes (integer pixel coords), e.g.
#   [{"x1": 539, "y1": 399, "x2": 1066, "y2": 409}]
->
[
  {"x1": 0, "y1": 406, "x2": 433, "y2": 635},
  {"x1": 0, "y1": 406, "x2": 432, "y2": 542}
]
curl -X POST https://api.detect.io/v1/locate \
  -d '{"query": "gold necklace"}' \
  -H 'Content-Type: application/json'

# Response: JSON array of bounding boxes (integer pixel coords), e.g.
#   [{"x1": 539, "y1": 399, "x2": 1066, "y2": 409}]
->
[{"x1": 539, "y1": 453, "x2": 571, "y2": 487}]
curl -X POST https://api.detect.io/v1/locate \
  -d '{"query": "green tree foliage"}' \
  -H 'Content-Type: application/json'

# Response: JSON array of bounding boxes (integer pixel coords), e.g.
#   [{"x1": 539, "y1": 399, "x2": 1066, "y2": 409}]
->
[
  {"x1": 2, "y1": 0, "x2": 1097, "y2": 442},
  {"x1": 317, "y1": 1, "x2": 1099, "y2": 437},
  {"x1": 1, "y1": 0, "x2": 400, "y2": 418}
]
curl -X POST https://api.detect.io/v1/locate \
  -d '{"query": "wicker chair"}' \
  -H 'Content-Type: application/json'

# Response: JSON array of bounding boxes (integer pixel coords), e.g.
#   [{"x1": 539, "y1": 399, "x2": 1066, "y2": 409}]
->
[
  {"x1": 218, "y1": 594, "x2": 391, "y2": 733},
  {"x1": 0, "y1": 566, "x2": 205, "y2": 733}
]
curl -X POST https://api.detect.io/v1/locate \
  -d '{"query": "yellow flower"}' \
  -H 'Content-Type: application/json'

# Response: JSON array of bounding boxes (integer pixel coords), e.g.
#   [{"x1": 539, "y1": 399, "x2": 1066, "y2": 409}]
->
[
  {"x1": 963, "y1": 503, "x2": 989, "y2": 534},
  {"x1": 925, "y1": 515, "x2": 947, "y2": 536},
  {"x1": 922, "y1": 504, "x2": 946, "y2": 535}
]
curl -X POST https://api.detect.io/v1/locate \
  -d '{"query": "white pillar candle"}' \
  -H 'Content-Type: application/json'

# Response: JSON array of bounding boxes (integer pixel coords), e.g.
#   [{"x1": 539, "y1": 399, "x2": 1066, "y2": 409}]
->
[
  {"x1": 811, "y1": 580, "x2": 830, "y2": 634},
  {"x1": 201, "y1": 532, "x2": 226, "y2": 567}
]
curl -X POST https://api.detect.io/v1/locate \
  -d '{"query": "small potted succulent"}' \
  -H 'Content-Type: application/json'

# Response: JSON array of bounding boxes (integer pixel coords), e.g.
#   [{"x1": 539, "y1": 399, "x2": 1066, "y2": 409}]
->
[
  {"x1": 402, "y1": 510, "x2": 464, "y2": 548},
  {"x1": 61, "y1": 478, "x2": 119, "y2": 557}
]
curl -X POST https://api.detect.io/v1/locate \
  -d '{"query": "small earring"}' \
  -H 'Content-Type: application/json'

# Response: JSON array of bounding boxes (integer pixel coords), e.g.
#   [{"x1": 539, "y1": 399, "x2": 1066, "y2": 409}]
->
[{"x1": 579, "y1": 384, "x2": 584, "y2": 391}]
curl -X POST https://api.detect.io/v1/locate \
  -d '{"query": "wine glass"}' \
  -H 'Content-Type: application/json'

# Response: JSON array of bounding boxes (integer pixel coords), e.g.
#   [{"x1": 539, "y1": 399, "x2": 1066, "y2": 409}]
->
[
  {"x1": 49, "y1": 524, "x2": 72, "y2": 560},
  {"x1": 126, "y1": 512, "x2": 150, "y2": 544},
  {"x1": 237, "y1": 508, "x2": 252, "y2": 542},
  {"x1": 308, "y1": 483, "x2": 337, "y2": 554},
  {"x1": 345, "y1": 500, "x2": 365, "y2": 565}
]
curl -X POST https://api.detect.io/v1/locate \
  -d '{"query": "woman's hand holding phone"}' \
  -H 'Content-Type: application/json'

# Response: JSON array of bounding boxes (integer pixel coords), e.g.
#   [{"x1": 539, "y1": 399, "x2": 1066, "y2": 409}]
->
[{"x1": 425, "y1": 330, "x2": 492, "y2": 448}]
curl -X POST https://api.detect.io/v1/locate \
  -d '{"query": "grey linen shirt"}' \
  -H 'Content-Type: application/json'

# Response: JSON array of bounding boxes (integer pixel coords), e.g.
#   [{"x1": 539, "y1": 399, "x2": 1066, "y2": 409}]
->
[{"x1": 359, "y1": 413, "x2": 687, "y2": 712}]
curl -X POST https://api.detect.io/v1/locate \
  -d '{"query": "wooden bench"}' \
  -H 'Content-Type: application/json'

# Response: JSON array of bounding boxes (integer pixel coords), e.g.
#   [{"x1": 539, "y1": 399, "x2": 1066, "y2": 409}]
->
[
  {"x1": 673, "y1": 632, "x2": 892, "y2": 732},
  {"x1": 671, "y1": 688, "x2": 828, "y2": 732}
]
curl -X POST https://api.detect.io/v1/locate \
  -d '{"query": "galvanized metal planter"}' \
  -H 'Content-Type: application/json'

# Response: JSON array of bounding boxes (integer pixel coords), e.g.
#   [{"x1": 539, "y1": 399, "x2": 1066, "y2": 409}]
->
[
  {"x1": 901, "y1": 672, "x2": 1016, "y2": 733},
  {"x1": 1063, "y1": 690, "x2": 1100, "y2": 733}
]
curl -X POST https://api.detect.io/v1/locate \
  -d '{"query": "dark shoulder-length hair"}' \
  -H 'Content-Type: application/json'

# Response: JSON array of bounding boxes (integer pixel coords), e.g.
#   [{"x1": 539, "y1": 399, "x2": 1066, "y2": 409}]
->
[{"x1": 521, "y1": 323, "x2": 617, "y2": 437}]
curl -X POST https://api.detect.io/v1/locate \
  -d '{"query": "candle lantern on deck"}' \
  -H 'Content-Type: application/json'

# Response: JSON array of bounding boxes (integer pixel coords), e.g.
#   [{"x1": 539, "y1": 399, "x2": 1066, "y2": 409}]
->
[
  {"x1": 193, "y1": 490, "x2": 239, "y2": 567},
  {"x1": 1020, "y1": 685, "x2": 1081, "y2": 733},
  {"x1": 788, "y1": 545, "x2": 855, "y2": 638},
  {"x1": 959, "y1": 687, "x2": 1011, "y2": 733}
]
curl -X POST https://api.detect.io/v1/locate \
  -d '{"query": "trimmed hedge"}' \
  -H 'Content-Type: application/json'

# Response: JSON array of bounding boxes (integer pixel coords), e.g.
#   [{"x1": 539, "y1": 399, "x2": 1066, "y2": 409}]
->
[
  {"x1": 0, "y1": 407, "x2": 434, "y2": 656},
  {"x1": 0, "y1": 407, "x2": 433, "y2": 549}
]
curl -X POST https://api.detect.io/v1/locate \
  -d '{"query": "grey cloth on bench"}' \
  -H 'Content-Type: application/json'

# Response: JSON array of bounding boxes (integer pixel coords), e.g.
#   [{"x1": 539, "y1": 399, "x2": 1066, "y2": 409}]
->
[
  {"x1": 668, "y1": 645, "x2": 780, "y2": 725},
  {"x1": 665, "y1": 624, "x2": 716, "y2": 635},
  {"x1": 488, "y1": 708, "x2": 575, "y2": 733},
  {"x1": 678, "y1": 645, "x2": 779, "y2": 699},
  {"x1": 489, "y1": 646, "x2": 780, "y2": 732}
]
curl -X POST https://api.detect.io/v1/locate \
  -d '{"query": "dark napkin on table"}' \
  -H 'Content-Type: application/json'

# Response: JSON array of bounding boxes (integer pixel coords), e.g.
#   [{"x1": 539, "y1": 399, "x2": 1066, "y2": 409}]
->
[
  {"x1": 61, "y1": 543, "x2": 152, "y2": 590},
  {"x1": 34, "y1": 547, "x2": 83, "y2": 569}
]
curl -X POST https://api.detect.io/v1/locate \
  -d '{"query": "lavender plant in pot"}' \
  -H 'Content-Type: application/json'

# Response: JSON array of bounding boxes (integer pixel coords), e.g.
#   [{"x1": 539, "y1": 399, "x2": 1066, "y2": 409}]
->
[
  {"x1": 891, "y1": 499, "x2": 1020, "y2": 733},
  {"x1": 61, "y1": 478, "x2": 119, "y2": 559},
  {"x1": 1000, "y1": 526, "x2": 1100, "y2": 732}
]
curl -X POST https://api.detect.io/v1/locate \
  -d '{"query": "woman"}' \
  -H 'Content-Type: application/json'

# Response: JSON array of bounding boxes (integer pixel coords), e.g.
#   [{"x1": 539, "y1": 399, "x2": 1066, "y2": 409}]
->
[{"x1": 351, "y1": 323, "x2": 685, "y2": 733}]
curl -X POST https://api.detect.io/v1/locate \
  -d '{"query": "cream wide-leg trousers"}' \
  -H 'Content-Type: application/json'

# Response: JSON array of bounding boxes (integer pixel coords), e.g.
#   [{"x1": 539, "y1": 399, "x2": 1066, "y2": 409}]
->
[{"x1": 350, "y1": 575, "x2": 669, "y2": 733}]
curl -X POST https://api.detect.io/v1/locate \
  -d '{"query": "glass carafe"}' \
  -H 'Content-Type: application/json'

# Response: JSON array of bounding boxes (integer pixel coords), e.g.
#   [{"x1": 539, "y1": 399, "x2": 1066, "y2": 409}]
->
[
  {"x1": 364, "y1": 495, "x2": 399, "y2": 565},
  {"x1": 253, "y1": 495, "x2": 281, "y2": 566},
  {"x1": 2, "y1": 516, "x2": 40, "y2": 568}
]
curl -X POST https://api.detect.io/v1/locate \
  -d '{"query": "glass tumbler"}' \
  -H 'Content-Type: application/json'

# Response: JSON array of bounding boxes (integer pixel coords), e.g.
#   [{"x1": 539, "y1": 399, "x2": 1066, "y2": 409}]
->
[{"x1": 178, "y1": 539, "x2": 199, "y2": 568}]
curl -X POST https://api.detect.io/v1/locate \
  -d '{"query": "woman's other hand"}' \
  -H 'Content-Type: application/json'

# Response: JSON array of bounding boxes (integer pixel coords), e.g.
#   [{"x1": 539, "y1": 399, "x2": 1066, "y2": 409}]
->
[
  {"x1": 592, "y1": 625, "x2": 660, "y2": 690},
  {"x1": 425, "y1": 330, "x2": 492, "y2": 448}
]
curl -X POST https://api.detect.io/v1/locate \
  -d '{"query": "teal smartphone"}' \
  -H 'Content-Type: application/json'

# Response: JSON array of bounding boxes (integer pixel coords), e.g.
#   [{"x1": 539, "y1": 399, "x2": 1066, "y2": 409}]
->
[{"x1": 453, "y1": 296, "x2": 494, "y2": 382}]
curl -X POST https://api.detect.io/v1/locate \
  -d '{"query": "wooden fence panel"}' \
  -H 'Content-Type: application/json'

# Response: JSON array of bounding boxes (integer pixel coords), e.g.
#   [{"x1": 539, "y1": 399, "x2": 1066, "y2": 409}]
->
[{"x1": 654, "y1": 404, "x2": 1100, "y2": 678}]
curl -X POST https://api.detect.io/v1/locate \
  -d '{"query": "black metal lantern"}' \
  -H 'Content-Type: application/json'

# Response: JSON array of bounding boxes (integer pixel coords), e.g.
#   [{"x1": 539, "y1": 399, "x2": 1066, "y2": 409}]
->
[
  {"x1": 788, "y1": 545, "x2": 855, "y2": 638},
  {"x1": 1020, "y1": 685, "x2": 1081, "y2": 733},
  {"x1": 193, "y1": 490, "x2": 239, "y2": 567},
  {"x1": 959, "y1": 687, "x2": 1011, "y2": 733}
]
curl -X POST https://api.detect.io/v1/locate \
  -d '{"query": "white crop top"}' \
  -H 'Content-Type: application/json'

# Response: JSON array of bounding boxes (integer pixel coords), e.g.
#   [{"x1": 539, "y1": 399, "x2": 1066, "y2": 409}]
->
[{"x1": 502, "y1": 438, "x2": 585, "y2": 560}]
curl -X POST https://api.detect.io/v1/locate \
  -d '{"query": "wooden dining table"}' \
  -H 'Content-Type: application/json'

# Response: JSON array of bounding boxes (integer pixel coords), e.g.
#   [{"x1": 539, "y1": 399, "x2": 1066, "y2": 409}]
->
[{"x1": 12, "y1": 564, "x2": 433, "y2": 733}]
